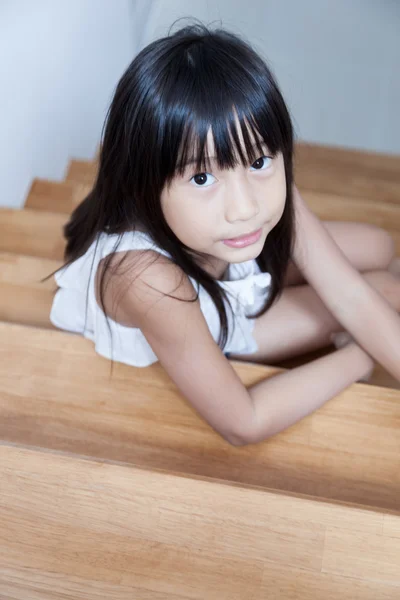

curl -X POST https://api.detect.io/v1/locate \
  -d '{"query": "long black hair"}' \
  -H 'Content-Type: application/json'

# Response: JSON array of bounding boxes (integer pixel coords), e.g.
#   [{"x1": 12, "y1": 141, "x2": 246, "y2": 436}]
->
[{"x1": 43, "y1": 18, "x2": 296, "y2": 364}]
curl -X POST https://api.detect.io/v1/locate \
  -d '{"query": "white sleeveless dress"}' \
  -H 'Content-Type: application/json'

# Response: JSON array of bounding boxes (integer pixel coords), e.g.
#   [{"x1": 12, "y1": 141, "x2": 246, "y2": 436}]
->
[{"x1": 50, "y1": 230, "x2": 272, "y2": 367}]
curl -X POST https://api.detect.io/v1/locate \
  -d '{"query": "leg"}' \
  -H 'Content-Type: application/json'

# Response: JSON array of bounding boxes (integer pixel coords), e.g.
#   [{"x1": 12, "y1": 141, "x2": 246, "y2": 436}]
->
[
  {"x1": 284, "y1": 222, "x2": 396, "y2": 286},
  {"x1": 228, "y1": 268, "x2": 400, "y2": 364},
  {"x1": 389, "y1": 256, "x2": 400, "y2": 277}
]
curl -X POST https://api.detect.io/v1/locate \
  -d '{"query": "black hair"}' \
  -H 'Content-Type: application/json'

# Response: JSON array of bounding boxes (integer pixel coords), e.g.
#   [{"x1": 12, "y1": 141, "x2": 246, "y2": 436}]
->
[{"x1": 43, "y1": 18, "x2": 296, "y2": 373}]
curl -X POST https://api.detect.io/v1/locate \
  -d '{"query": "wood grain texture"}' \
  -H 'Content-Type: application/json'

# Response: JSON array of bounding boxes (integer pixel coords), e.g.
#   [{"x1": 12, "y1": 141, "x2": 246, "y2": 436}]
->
[
  {"x1": 0, "y1": 208, "x2": 66, "y2": 260},
  {"x1": 25, "y1": 178, "x2": 92, "y2": 214},
  {"x1": 0, "y1": 443, "x2": 399, "y2": 598},
  {"x1": 294, "y1": 141, "x2": 400, "y2": 203},
  {"x1": 0, "y1": 252, "x2": 59, "y2": 329},
  {"x1": 65, "y1": 158, "x2": 98, "y2": 186},
  {"x1": 0, "y1": 321, "x2": 399, "y2": 513}
]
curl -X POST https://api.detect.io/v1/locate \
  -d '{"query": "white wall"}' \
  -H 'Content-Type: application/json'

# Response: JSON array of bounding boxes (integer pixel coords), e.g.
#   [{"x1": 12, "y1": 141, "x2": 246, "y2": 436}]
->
[
  {"x1": 0, "y1": 0, "x2": 139, "y2": 208},
  {"x1": 143, "y1": 0, "x2": 400, "y2": 155},
  {"x1": 1, "y1": 1, "x2": 398, "y2": 209}
]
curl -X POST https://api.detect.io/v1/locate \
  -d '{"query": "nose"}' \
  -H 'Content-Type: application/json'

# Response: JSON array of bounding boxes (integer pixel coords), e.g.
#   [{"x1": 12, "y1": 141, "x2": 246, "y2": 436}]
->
[{"x1": 224, "y1": 180, "x2": 260, "y2": 223}]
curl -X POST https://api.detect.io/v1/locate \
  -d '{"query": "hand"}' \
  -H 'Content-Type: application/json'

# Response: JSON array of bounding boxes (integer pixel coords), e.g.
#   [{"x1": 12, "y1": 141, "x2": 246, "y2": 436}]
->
[{"x1": 330, "y1": 331, "x2": 375, "y2": 383}]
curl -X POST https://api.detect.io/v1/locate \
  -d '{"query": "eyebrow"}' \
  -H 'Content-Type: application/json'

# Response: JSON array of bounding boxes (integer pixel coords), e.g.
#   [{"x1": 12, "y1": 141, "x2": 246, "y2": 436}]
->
[{"x1": 181, "y1": 142, "x2": 270, "y2": 167}]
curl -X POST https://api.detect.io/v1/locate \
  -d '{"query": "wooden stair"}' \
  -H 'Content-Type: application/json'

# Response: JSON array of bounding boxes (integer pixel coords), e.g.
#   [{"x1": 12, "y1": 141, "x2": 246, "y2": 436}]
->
[
  {"x1": 25, "y1": 177, "x2": 91, "y2": 214},
  {"x1": 0, "y1": 207, "x2": 66, "y2": 259},
  {"x1": 0, "y1": 141, "x2": 399, "y2": 597},
  {"x1": 2, "y1": 443, "x2": 399, "y2": 599},
  {"x1": 0, "y1": 252, "x2": 59, "y2": 328},
  {"x1": 1, "y1": 321, "x2": 400, "y2": 512}
]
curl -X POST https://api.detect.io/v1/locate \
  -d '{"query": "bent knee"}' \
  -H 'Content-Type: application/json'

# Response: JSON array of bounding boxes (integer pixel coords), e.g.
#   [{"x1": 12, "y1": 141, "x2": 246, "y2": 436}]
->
[{"x1": 368, "y1": 225, "x2": 396, "y2": 268}]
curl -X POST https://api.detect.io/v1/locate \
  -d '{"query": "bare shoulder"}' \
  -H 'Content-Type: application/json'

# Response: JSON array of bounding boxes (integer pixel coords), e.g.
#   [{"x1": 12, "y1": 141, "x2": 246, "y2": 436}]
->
[{"x1": 95, "y1": 249, "x2": 196, "y2": 327}]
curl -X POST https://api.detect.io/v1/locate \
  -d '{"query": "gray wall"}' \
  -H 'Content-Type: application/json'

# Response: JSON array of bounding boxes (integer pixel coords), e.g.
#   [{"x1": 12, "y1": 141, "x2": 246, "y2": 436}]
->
[{"x1": 145, "y1": 0, "x2": 400, "y2": 154}]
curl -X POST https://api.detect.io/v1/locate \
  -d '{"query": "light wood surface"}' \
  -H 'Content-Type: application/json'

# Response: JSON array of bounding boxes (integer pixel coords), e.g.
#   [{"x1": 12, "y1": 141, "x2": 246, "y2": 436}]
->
[
  {"x1": 0, "y1": 207, "x2": 66, "y2": 260},
  {"x1": 25, "y1": 177, "x2": 91, "y2": 214},
  {"x1": 0, "y1": 252, "x2": 59, "y2": 329},
  {"x1": 1, "y1": 321, "x2": 399, "y2": 513},
  {"x1": 65, "y1": 158, "x2": 98, "y2": 186},
  {"x1": 295, "y1": 141, "x2": 400, "y2": 203},
  {"x1": 0, "y1": 442, "x2": 399, "y2": 598}
]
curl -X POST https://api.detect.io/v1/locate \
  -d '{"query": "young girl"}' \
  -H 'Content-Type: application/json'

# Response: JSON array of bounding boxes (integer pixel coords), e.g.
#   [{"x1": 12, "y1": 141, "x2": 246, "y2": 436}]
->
[{"x1": 47, "y1": 21, "x2": 400, "y2": 446}]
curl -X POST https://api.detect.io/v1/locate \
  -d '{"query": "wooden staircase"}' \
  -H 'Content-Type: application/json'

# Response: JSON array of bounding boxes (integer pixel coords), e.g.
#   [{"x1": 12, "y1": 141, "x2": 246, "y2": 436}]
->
[{"x1": 0, "y1": 142, "x2": 399, "y2": 598}]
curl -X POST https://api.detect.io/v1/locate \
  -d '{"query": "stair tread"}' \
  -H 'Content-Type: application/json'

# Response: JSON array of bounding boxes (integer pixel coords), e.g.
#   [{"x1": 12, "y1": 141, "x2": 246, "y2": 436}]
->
[
  {"x1": 0, "y1": 207, "x2": 67, "y2": 259},
  {"x1": 0, "y1": 441, "x2": 399, "y2": 597},
  {"x1": 25, "y1": 177, "x2": 91, "y2": 213},
  {"x1": 0, "y1": 321, "x2": 399, "y2": 513}
]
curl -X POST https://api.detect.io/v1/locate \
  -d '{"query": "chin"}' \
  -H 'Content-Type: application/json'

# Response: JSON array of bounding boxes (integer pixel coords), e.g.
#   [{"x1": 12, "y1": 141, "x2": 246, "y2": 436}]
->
[{"x1": 227, "y1": 243, "x2": 265, "y2": 264}]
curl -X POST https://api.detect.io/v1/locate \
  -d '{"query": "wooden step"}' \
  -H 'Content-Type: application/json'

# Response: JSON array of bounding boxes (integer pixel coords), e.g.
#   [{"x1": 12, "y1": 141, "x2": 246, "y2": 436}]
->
[
  {"x1": 1, "y1": 322, "x2": 399, "y2": 512},
  {"x1": 1, "y1": 442, "x2": 399, "y2": 597},
  {"x1": 0, "y1": 208, "x2": 67, "y2": 260},
  {"x1": 0, "y1": 252, "x2": 59, "y2": 329},
  {"x1": 25, "y1": 177, "x2": 91, "y2": 214},
  {"x1": 295, "y1": 141, "x2": 400, "y2": 203},
  {"x1": 65, "y1": 158, "x2": 98, "y2": 186}
]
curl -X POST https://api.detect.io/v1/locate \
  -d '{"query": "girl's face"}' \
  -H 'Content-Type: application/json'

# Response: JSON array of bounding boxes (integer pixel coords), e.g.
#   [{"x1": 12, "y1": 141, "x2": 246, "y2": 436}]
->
[{"x1": 160, "y1": 119, "x2": 287, "y2": 279}]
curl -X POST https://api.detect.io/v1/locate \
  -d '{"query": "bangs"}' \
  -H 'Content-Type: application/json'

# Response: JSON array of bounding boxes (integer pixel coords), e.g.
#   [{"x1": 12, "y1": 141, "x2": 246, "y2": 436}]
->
[{"x1": 168, "y1": 100, "x2": 286, "y2": 184}]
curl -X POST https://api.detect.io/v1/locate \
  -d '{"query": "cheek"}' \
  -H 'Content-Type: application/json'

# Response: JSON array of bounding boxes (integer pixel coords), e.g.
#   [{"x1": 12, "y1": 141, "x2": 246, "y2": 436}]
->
[
  {"x1": 270, "y1": 168, "x2": 287, "y2": 209},
  {"x1": 167, "y1": 199, "x2": 207, "y2": 238},
  {"x1": 160, "y1": 191, "x2": 185, "y2": 228},
  {"x1": 267, "y1": 183, "x2": 286, "y2": 224},
  {"x1": 184, "y1": 209, "x2": 210, "y2": 234}
]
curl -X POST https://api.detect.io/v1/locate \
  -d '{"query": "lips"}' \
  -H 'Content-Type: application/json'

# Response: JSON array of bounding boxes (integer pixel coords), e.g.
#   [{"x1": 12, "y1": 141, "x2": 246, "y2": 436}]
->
[
  {"x1": 227, "y1": 227, "x2": 261, "y2": 241},
  {"x1": 222, "y1": 227, "x2": 263, "y2": 248}
]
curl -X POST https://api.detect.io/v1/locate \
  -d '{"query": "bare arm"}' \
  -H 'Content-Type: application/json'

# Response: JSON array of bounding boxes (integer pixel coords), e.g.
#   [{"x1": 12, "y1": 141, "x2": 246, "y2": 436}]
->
[
  {"x1": 116, "y1": 251, "x2": 373, "y2": 448},
  {"x1": 247, "y1": 341, "x2": 373, "y2": 444},
  {"x1": 326, "y1": 279, "x2": 400, "y2": 382},
  {"x1": 290, "y1": 185, "x2": 400, "y2": 383}
]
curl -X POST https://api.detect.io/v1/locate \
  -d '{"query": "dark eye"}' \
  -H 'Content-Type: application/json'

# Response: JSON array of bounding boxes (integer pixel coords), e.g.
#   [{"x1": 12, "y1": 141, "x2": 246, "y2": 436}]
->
[
  {"x1": 250, "y1": 156, "x2": 272, "y2": 171},
  {"x1": 190, "y1": 172, "x2": 216, "y2": 188}
]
